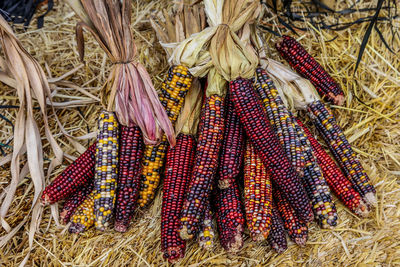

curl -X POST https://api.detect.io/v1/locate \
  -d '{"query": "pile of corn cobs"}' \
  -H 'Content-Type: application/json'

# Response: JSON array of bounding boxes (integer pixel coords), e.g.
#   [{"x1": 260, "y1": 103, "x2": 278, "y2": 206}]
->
[{"x1": 41, "y1": 35, "x2": 376, "y2": 263}]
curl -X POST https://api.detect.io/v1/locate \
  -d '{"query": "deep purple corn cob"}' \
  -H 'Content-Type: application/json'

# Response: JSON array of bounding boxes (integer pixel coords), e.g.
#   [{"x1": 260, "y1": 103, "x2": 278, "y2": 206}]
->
[
  {"x1": 217, "y1": 95, "x2": 245, "y2": 189},
  {"x1": 60, "y1": 180, "x2": 94, "y2": 224},
  {"x1": 274, "y1": 186, "x2": 308, "y2": 246},
  {"x1": 267, "y1": 202, "x2": 288, "y2": 254},
  {"x1": 114, "y1": 125, "x2": 144, "y2": 232},
  {"x1": 297, "y1": 118, "x2": 369, "y2": 216},
  {"x1": 276, "y1": 35, "x2": 344, "y2": 105},
  {"x1": 41, "y1": 143, "x2": 96, "y2": 205},
  {"x1": 180, "y1": 95, "x2": 225, "y2": 239},
  {"x1": 162, "y1": 133, "x2": 196, "y2": 263},
  {"x1": 308, "y1": 100, "x2": 376, "y2": 205},
  {"x1": 214, "y1": 182, "x2": 245, "y2": 253},
  {"x1": 254, "y1": 68, "x2": 305, "y2": 176},
  {"x1": 229, "y1": 77, "x2": 313, "y2": 223}
]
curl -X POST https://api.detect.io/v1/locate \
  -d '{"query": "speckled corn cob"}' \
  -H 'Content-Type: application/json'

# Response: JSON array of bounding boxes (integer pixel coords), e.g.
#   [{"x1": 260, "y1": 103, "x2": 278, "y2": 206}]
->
[
  {"x1": 267, "y1": 202, "x2": 288, "y2": 254},
  {"x1": 114, "y1": 125, "x2": 144, "y2": 232},
  {"x1": 214, "y1": 182, "x2": 245, "y2": 253},
  {"x1": 162, "y1": 133, "x2": 196, "y2": 263},
  {"x1": 180, "y1": 95, "x2": 225, "y2": 239},
  {"x1": 254, "y1": 68, "x2": 305, "y2": 176},
  {"x1": 274, "y1": 187, "x2": 308, "y2": 246},
  {"x1": 308, "y1": 100, "x2": 376, "y2": 206},
  {"x1": 60, "y1": 180, "x2": 94, "y2": 224},
  {"x1": 293, "y1": 117, "x2": 338, "y2": 228},
  {"x1": 198, "y1": 199, "x2": 215, "y2": 251},
  {"x1": 276, "y1": 35, "x2": 344, "y2": 105},
  {"x1": 93, "y1": 110, "x2": 119, "y2": 231},
  {"x1": 138, "y1": 65, "x2": 192, "y2": 207},
  {"x1": 41, "y1": 143, "x2": 96, "y2": 205},
  {"x1": 229, "y1": 77, "x2": 313, "y2": 223},
  {"x1": 217, "y1": 96, "x2": 245, "y2": 189},
  {"x1": 69, "y1": 191, "x2": 95, "y2": 233},
  {"x1": 244, "y1": 140, "x2": 272, "y2": 241},
  {"x1": 297, "y1": 118, "x2": 369, "y2": 216}
]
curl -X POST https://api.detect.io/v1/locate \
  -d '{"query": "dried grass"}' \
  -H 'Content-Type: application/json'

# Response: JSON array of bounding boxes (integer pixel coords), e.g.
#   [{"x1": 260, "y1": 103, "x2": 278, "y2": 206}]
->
[{"x1": 0, "y1": 0, "x2": 400, "y2": 266}]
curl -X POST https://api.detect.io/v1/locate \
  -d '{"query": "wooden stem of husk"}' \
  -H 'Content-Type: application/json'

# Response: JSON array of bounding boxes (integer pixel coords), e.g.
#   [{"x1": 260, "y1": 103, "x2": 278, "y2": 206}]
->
[{"x1": 66, "y1": 0, "x2": 175, "y2": 146}]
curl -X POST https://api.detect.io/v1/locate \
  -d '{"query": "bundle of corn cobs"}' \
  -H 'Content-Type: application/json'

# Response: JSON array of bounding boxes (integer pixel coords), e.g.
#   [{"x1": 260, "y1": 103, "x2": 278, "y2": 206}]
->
[{"x1": 41, "y1": 0, "x2": 376, "y2": 263}]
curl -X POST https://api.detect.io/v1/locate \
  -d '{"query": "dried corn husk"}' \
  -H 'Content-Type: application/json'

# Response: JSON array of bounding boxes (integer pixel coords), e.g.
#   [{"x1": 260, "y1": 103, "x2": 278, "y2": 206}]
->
[
  {"x1": 0, "y1": 16, "x2": 63, "y2": 261},
  {"x1": 66, "y1": 0, "x2": 175, "y2": 145}
]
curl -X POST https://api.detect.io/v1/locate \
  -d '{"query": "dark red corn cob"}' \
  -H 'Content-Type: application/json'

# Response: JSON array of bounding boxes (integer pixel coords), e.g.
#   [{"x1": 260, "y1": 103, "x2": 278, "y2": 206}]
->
[
  {"x1": 274, "y1": 186, "x2": 308, "y2": 246},
  {"x1": 214, "y1": 182, "x2": 245, "y2": 253},
  {"x1": 41, "y1": 143, "x2": 96, "y2": 205},
  {"x1": 229, "y1": 77, "x2": 313, "y2": 223},
  {"x1": 114, "y1": 125, "x2": 144, "y2": 232},
  {"x1": 254, "y1": 68, "x2": 305, "y2": 176},
  {"x1": 297, "y1": 118, "x2": 369, "y2": 216},
  {"x1": 293, "y1": 117, "x2": 338, "y2": 228},
  {"x1": 60, "y1": 180, "x2": 94, "y2": 224},
  {"x1": 180, "y1": 94, "x2": 225, "y2": 239},
  {"x1": 161, "y1": 133, "x2": 196, "y2": 263},
  {"x1": 218, "y1": 96, "x2": 245, "y2": 189},
  {"x1": 267, "y1": 202, "x2": 288, "y2": 254},
  {"x1": 276, "y1": 35, "x2": 344, "y2": 105},
  {"x1": 308, "y1": 100, "x2": 376, "y2": 206}
]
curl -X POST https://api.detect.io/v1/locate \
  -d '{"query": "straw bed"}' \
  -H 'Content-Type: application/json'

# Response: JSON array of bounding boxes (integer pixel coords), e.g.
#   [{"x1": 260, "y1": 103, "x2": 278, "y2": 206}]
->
[{"x1": 0, "y1": 0, "x2": 400, "y2": 265}]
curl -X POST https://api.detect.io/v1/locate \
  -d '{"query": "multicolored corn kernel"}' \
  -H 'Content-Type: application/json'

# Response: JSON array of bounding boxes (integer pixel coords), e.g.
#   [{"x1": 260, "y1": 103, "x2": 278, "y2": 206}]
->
[
  {"x1": 93, "y1": 110, "x2": 119, "y2": 231},
  {"x1": 229, "y1": 77, "x2": 313, "y2": 223},
  {"x1": 308, "y1": 100, "x2": 376, "y2": 206},
  {"x1": 293, "y1": 117, "x2": 338, "y2": 228},
  {"x1": 244, "y1": 140, "x2": 272, "y2": 241},
  {"x1": 138, "y1": 65, "x2": 192, "y2": 207},
  {"x1": 60, "y1": 180, "x2": 94, "y2": 224},
  {"x1": 267, "y1": 202, "x2": 288, "y2": 254},
  {"x1": 274, "y1": 186, "x2": 308, "y2": 246},
  {"x1": 276, "y1": 35, "x2": 344, "y2": 105},
  {"x1": 162, "y1": 133, "x2": 196, "y2": 263},
  {"x1": 114, "y1": 125, "x2": 144, "y2": 232},
  {"x1": 214, "y1": 182, "x2": 245, "y2": 253},
  {"x1": 41, "y1": 143, "x2": 96, "y2": 205},
  {"x1": 297, "y1": 118, "x2": 369, "y2": 216},
  {"x1": 69, "y1": 191, "x2": 95, "y2": 233},
  {"x1": 217, "y1": 96, "x2": 245, "y2": 189},
  {"x1": 198, "y1": 199, "x2": 215, "y2": 251},
  {"x1": 254, "y1": 68, "x2": 305, "y2": 176},
  {"x1": 180, "y1": 94, "x2": 225, "y2": 240}
]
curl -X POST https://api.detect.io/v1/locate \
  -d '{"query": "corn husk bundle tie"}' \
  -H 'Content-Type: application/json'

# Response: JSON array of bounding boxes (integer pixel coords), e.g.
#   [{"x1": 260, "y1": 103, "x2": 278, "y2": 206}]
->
[{"x1": 67, "y1": 0, "x2": 175, "y2": 146}]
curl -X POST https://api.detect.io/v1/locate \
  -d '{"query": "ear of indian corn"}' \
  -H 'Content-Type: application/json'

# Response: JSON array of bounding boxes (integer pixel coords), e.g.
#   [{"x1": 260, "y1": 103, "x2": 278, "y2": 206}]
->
[
  {"x1": 276, "y1": 35, "x2": 344, "y2": 105},
  {"x1": 198, "y1": 198, "x2": 215, "y2": 251},
  {"x1": 180, "y1": 94, "x2": 225, "y2": 239},
  {"x1": 214, "y1": 182, "x2": 245, "y2": 253},
  {"x1": 229, "y1": 77, "x2": 313, "y2": 223},
  {"x1": 161, "y1": 133, "x2": 196, "y2": 263},
  {"x1": 274, "y1": 186, "x2": 308, "y2": 246},
  {"x1": 308, "y1": 100, "x2": 376, "y2": 206},
  {"x1": 244, "y1": 140, "x2": 272, "y2": 241},
  {"x1": 69, "y1": 190, "x2": 95, "y2": 233},
  {"x1": 293, "y1": 117, "x2": 338, "y2": 228},
  {"x1": 267, "y1": 202, "x2": 288, "y2": 254},
  {"x1": 297, "y1": 118, "x2": 369, "y2": 216},
  {"x1": 138, "y1": 65, "x2": 193, "y2": 207},
  {"x1": 60, "y1": 179, "x2": 94, "y2": 224},
  {"x1": 217, "y1": 95, "x2": 245, "y2": 189},
  {"x1": 41, "y1": 143, "x2": 96, "y2": 205},
  {"x1": 254, "y1": 68, "x2": 305, "y2": 176},
  {"x1": 93, "y1": 110, "x2": 119, "y2": 231},
  {"x1": 114, "y1": 125, "x2": 144, "y2": 232}
]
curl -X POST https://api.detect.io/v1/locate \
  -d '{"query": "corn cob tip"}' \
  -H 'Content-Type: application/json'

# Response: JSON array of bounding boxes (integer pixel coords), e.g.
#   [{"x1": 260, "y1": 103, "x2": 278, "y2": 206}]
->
[
  {"x1": 226, "y1": 226, "x2": 244, "y2": 253},
  {"x1": 166, "y1": 247, "x2": 184, "y2": 263},
  {"x1": 69, "y1": 223, "x2": 86, "y2": 234},
  {"x1": 179, "y1": 226, "x2": 194, "y2": 240},
  {"x1": 329, "y1": 93, "x2": 345, "y2": 106},
  {"x1": 252, "y1": 232, "x2": 269, "y2": 242},
  {"x1": 114, "y1": 221, "x2": 128, "y2": 233},
  {"x1": 41, "y1": 194, "x2": 51, "y2": 206},
  {"x1": 199, "y1": 240, "x2": 214, "y2": 251},
  {"x1": 59, "y1": 210, "x2": 69, "y2": 225},
  {"x1": 218, "y1": 179, "x2": 231, "y2": 189},
  {"x1": 355, "y1": 199, "x2": 370, "y2": 217},
  {"x1": 271, "y1": 243, "x2": 287, "y2": 254},
  {"x1": 364, "y1": 192, "x2": 377, "y2": 207},
  {"x1": 295, "y1": 236, "x2": 307, "y2": 247}
]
